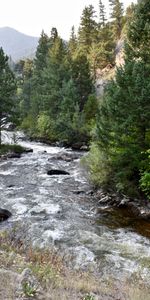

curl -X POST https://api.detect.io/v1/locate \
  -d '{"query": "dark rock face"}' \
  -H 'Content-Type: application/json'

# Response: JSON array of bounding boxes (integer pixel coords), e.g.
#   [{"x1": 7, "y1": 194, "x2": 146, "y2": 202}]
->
[
  {"x1": 95, "y1": 189, "x2": 150, "y2": 220},
  {"x1": 0, "y1": 148, "x2": 33, "y2": 161},
  {"x1": 71, "y1": 143, "x2": 87, "y2": 150},
  {"x1": 47, "y1": 169, "x2": 70, "y2": 176},
  {"x1": 0, "y1": 208, "x2": 12, "y2": 222},
  {"x1": 23, "y1": 148, "x2": 33, "y2": 153},
  {"x1": 7, "y1": 153, "x2": 21, "y2": 159}
]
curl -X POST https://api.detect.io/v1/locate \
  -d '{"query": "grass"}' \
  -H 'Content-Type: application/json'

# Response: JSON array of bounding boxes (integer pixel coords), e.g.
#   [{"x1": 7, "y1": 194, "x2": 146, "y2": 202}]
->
[
  {"x1": 0, "y1": 143, "x2": 25, "y2": 155},
  {"x1": 0, "y1": 229, "x2": 150, "y2": 300}
]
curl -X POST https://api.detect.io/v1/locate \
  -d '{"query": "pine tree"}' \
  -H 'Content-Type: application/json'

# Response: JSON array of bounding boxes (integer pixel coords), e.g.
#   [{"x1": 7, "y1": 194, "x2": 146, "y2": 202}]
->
[
  {"x1": 78, "y1": 5, "x2": 98, "y2": 55},
  {"x1": 0, "y1": 47, "x2": 16, "y2": 144},
  {"x1": 109, "y1": 0, "x2": 124, "y2": 39},
  {"x1": 34, "y1": 30, "x2": 49, "y2": 71},
  {"x1": 20, "y1": 59, "x2": 33, "y2": 119},
  {"x1": 41, "y1": 35, "x2": 68, "y2": 116},
  {"x1": 68, "y1": 26, "x2": 77, "y2": 56},
  {"x1": 50, "y1": 27, "x2": 58, "y2": 42},
  {"x1": 71, "y1": 53, "x2": 93, "y2": 111},
  {"x1": 89, "y1": 24, "x2": 115, "y2": 77},
  {"x1": 99, "y1": 0, "x2": 107, "y2": 27},
  {"x1": 126, "y1": 0, "x2": 150, "y2": 63},
  {"x1": 95, "y1": 0, "x2": 150, "y2": 196}
]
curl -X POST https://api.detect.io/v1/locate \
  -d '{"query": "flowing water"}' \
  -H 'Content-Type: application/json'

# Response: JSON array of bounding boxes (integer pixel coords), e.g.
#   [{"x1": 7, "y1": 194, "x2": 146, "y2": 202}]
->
[{"x1": 0, "y1": 131, "x2": 150, "y2": 284}]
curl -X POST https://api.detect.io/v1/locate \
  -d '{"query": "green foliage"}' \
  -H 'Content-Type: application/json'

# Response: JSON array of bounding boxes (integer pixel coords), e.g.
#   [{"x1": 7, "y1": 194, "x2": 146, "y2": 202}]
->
[
  {"x1": 99, "y1": 0, "x2": 107, "y2": 27},
  {"x1": 109, "y1": 0, "x2": 124, "y2": 39},
  {"x1": 88, "y1": 0, "x2": 150, "y2": 198},
  {"x1": 68, "y1": 26, "x2": 77, "y2": 56},
  {"x1": 19, "y1": 27, "x2": 93, "y2": 145},
  {"x1": 140, "y1": 150, "x2": 150, "y2": 199},
  {"x1": 36, "y1": 113, "x2": 51, "y2": 137},
  {"x1": 125, "y1": 0, "x2": 150, "y2": 63},
  {"x1": 83, "y1": 143, "x2": 112, "y2": 188},
  {"x1": 22, "y1": 282, "x2": 37, "y2": 297},
  {"x1": 82, "y1": 293, "x2": 95, "y2": 300},
  {"x1": 36, "y1": 113, "x2": 58, "y2": 142},
  {"x1": 0, "y1": 47, "x2": 16, "y2": 143},
  {"x1": 34, "y1": 30, "x2": 49, "y2": 71},
  {"x1": 83, "y1": 94, "x2": 98, "y2": 125},
  {"x1": 78, "y1": 5, "x2": 98, "y2": 55},
  {"x1": 18, "y1": 2, "x2": 133, "y2": 148},
  {"x1": 88, "y1": 24, "x2": 115, "y2": 77},
  {"x1": 95, "y1": 60, "x2": 150, "y2": 196},
  {"x1": 0, "y1": 144, "x2": 25, "y2": 155},
  {"x1": 21, "y1": 114, "x2": 36, "y2": 136},
  {"x1": 71, "y1": 52, "x2": 93, "y2": 111}
]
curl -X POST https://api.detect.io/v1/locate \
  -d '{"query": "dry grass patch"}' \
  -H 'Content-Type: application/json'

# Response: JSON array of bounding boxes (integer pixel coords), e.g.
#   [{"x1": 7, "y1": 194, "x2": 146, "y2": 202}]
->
[{"x1": 0, "y1": 229, "x2": 150, "y2": 300}]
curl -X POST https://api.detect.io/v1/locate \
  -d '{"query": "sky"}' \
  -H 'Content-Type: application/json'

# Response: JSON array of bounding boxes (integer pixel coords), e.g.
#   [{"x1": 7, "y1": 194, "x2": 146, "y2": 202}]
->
[{"x1": 0, "y1": 0, "x2": 137, "y2": 39}]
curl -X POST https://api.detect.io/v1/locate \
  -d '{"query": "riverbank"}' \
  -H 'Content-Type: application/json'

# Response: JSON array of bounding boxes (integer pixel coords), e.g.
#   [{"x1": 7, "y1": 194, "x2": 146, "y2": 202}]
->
[
  {"x1": 0, "y1": 229, "x2": 150, "y2": 300},
  {"x1": 94, "y1": 188, "x2": 150, "y2": 221},
  {"x1": 1, "y1": 130, "x2": 150, "y2": 299},
  {"x1": 0, "y1": 144, "x2": 33, "y2": 160}
]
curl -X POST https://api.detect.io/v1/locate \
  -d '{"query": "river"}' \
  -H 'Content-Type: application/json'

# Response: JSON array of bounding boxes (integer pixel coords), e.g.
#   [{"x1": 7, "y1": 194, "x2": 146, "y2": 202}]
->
[{"x1": 0, "y1": 130, "x2": 150, "y2": 285}]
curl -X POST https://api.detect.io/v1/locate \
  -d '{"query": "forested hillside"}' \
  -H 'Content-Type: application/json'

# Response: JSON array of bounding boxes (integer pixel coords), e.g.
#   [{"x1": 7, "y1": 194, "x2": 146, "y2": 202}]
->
[
  {"x1": 16, "y1": 0, "x2": 130, "y2": 145},
  {"x1": 1, "y1": 0, "x2": 150, "y2": 200}
]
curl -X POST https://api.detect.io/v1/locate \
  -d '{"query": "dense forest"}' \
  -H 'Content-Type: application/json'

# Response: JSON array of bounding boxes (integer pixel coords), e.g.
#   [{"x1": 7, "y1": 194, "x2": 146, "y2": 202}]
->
[{"x1": 0, "y1": 0, "x2": 150, "y2": 200}]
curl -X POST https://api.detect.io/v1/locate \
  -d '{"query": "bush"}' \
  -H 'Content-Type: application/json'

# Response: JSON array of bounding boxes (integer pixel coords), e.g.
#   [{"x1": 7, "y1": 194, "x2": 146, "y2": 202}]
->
[
  {"x1": 83, "y1": 143, "x2": 112, "y2": 188},
  {"x1": 140, "y1": 150, "x2": 150, "y2": 200}
]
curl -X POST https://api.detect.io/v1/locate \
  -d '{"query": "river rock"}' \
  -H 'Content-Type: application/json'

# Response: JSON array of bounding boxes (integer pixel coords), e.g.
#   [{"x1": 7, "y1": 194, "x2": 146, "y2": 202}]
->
[
  {"x1": 95, "y1": 188, "x2": 150, "y2": 220},
  {"x1": 50, "y1": 152, "x2": 80, "y2": 162},
  {"x1": 7, "y1": 152, "x2": 21, "y2": 158},
  {"x1": 71, "y1": 142, "x2": 86, "y2": 150},
  {"x1": 72, "y1": 190, "x2": 86, "y2": 195},
  {"x1": 0, "y1": 208, "x2": 12, "y2": 222},
  {"x1": 20, "y1": 268, "x2": 39, "y2": 291},
  {"x1": 47, "y1": 169, "x2": 70, "y2": 175},
  {"x1": 23, "y1": 148, "x2": 33, "y2": 153},
  {"x1": 0, "y1": 269, "x2": 20, "y2": 300}
]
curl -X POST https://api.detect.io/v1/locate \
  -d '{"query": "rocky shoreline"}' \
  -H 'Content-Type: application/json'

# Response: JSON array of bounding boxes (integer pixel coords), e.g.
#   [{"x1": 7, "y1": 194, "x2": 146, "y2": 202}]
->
[
  {"x1": 0, "y1": 142, "x2": 149, "y2": 222},
  {"x1": 0, "y1": 146, "x2": 33, "y2": 161},
  {"x1": 95, "y1": 188, "x2": 150, "y2": 220}
]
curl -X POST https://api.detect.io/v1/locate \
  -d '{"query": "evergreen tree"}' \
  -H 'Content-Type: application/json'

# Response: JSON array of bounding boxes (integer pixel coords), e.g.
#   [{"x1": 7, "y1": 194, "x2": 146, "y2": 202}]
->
[
  {"x1": 88, "y1": 24, "x2": 115, "y2": 77},
  {"x1": 20, "y1": 59, "x2": 33, "y2": 119},
  {"x1": 0, "y1": 47, "x2": 16, "y2": 144},
  {"x1": 40, "y1": 35, "x2": 68, "y2": 116},
  {"x1": 109, "y1": 0, "x2": 124, "y2": 39},
  {"x1": 78, "y1": 5, "x2": 98, "y2": 55},
  {"x1": 99, "y1": 0, "x2": 107, "y2": 27},
  {"x1": 34, "y1": 30, "x2": 49, "y2": 71},
  {"x1": 50, "y1": 27, "x2": 58, "y2": 42},
  {"x1": 126, "y1": 0, "x2": 150, "y2": 63},
  {"x1": 68, "y1": 26, "x2": 77, "y2": 56},
  {"x1": 30, "y1": 31, "x2": 50, "y2": 118},
  {"x1": 71, "y1": 52, "x2": 93, "y2": 111},
  {"x1": 95, "y1": 0, "x2": 150, "y2": 196}
]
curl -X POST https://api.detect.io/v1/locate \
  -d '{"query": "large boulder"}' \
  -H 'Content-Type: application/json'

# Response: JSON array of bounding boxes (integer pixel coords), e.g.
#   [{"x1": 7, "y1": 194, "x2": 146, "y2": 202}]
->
[
  {"x1": 0, "y1": 208, "x2": 12, "y2": 222},
  {"x1": 47, "y1": 169, "x2": 70, "y2": 176}
]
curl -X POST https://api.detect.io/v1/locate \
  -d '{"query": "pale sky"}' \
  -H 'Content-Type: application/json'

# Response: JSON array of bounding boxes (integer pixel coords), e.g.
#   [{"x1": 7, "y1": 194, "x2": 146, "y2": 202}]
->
[{"x1": 0, "y1": 0, "x2": 137, "y2": 39}]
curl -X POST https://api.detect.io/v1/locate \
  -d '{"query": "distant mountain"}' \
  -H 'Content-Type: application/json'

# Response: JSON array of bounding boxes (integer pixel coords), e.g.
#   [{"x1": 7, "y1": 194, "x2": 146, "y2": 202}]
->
[{"x1": 0, "y1": 27, "x2": 39, "y2": 61}]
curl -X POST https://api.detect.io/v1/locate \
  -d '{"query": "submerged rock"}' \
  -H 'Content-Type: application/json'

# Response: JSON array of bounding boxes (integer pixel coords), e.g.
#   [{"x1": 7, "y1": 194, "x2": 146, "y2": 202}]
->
[
  {"x1": 47, "y1": 169, "x2": 70, "y2": 176},
  {"x1": 23, "y1": 148, "x2": 33, "y2": 153},
  {"x1": 50, "y1": 152, "x2": 80, "y2": 162}
]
